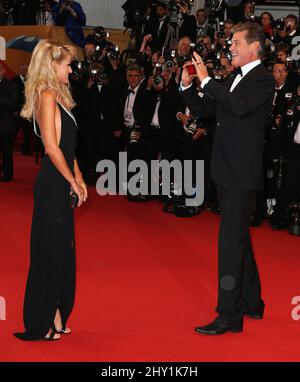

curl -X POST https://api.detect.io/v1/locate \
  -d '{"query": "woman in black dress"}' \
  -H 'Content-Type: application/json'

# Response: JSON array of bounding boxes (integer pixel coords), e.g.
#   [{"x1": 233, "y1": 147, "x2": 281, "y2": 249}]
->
[{"x1": 14, "y1": 40, "x2": 87, "y2": 341}]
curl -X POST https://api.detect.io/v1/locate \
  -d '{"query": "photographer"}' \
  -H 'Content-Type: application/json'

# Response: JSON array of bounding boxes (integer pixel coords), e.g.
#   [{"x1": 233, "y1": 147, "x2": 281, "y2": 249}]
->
[
  {"x1": 0, "y1": 60, "x2": 18, "y2": 182},
  {"x1": 13, "y1": 0, "x2": 38, "y2": 25},
  {"x1": 175, "y1": 0, "x2": 197, "y2": 42},
  {"x1": 282, "y1": 14, "x2": 300, "y2": 48},
  {"x1": 271, "y1": 85, "x2": 300, "y2": 230},
  {"x1": 36, "y1": 0, "x2": 55, "y2": 25},
  {"x1": 260, "y1": 12, "x2": 275, "y2": 40},
  {"x1": 152, "y1": 2, "x2": 170, "y2": 53},
  {"x1": 52, "y1": 0, "x2": 86, "y2": 47},
  {"x1": 143, "y1": 65, "x2": 182, "y2": 200},
  {"x1": 196, "y1": 8, "x2": 215, "y2": 42},
  {"x1": 85, "y1": 63, "x2": 121, "y2": 183},
  {"x1": 180, "y1": 22, "x2": 274, "y2": 335},
  {"x1": 85, "y1": 26, "x2": 111, "y2": 50},
  {"x1": 120, "y1": 65, "x2": 148, "y2": 199}
]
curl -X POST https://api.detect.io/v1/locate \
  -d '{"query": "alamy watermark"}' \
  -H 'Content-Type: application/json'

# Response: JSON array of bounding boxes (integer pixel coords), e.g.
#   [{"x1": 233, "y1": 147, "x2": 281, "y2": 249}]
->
[
  {"x1": 0, "y1": 296, "x2": 6, "y2": 321},
  {"x1": 291, "y1": 296, "x2": 300, "y2": 321},
  {"x1": 96, "y1": 152, "x2": 205, "y2": 207}
]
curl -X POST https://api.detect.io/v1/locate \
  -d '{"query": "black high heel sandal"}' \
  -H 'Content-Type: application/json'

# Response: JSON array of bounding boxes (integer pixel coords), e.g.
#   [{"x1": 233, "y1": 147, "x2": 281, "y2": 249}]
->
[
  {"x1": 51, "y1": 323, "x2": 72, "y2": 335},
  {"x1": 43, "y1": 330, "x2": 61, "y2": 341}
]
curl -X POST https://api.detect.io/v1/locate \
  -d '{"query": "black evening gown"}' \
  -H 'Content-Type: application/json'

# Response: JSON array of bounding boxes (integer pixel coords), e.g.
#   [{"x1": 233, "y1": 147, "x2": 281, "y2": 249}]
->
[{"x1": 14, "y1": 103, "x2": 78, "y2": 340}]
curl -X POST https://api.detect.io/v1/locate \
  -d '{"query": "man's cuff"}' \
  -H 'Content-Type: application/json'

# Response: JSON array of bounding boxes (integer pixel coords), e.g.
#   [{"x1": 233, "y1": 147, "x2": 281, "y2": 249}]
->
[
  {"x1": 180, "y1": 82, "x2": 193, "y2": 92},
  {"x1": 201, "y1": 77, "x2": 212, "y2": 89}
]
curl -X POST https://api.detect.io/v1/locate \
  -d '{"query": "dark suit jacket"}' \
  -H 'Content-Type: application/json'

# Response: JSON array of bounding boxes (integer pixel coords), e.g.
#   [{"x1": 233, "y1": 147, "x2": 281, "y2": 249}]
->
[
  {"x1": 150, "y1": 16, "x2": 170, "y2": 53},
  {"x1": 120, "y1": 79, "x2": 148, "y2": 132},
  {"x1": 87, "y1": 81, "x2": 121, "y2": 133},
  {"x1": 182, "y1": 63, "x2": 275, "y2": 190},
  {"x1": 179, "y1": 14, "x2": 197, "y2": 42},
  {"x1": 12, "y1": 75, "x2": 25, "y2": 113},
  {"x1": 144, "y1": 79, "x2": 182, "y2": 139},
  {"x1": 0, "y1": 78, "x2": 18, "y2": 134}
]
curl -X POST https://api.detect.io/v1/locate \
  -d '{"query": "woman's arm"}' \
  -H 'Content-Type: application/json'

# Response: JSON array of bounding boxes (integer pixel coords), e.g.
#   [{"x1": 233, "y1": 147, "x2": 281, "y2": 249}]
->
[
  {"x1": 38, "y1": 91, "x2": 85, "y2": 205},
  {"x1": 74, "y1": 158, "x2": 88, "y2": 201}
]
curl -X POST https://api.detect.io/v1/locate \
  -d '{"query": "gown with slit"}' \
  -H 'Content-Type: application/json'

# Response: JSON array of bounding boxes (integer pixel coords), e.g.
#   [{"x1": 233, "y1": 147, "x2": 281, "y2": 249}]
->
[{"x1": 14, "y1": 103, "x2": 78, "y2": 341}]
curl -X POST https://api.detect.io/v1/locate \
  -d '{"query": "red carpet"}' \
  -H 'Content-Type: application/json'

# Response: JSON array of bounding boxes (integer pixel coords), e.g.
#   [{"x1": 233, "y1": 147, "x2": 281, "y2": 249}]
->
[{"x1": 0, "y1": 153, "x2": 300, "y2": 362}]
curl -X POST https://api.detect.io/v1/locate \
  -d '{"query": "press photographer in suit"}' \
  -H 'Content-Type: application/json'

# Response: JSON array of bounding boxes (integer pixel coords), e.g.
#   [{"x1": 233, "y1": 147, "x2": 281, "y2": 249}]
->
[
  {"x1": 181, "y1": 22, "x2": 275, "y2": 335},
  {"x1": 0, "y1": 61, "x2": 18, "y2": 182}
]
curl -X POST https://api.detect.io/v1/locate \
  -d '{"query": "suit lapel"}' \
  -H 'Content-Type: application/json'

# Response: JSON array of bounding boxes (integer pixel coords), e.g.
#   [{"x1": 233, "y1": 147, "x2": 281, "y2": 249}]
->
[{"x1": 230, "y1": 63, "x2": 264, "y2": 93}]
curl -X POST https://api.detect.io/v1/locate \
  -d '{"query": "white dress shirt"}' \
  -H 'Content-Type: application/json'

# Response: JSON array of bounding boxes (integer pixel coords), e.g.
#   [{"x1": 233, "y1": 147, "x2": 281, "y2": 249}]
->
[
  {"x1": 151, "y1": 96, "x2": 161, "y2": 128},
  {"x1": 180, "y1": 60, "x2": 262, "y2": 94},
  {"x1": 124, "y1": 83, "x2": 141, "y2": 127},
  {"x1": 294, "y1": 121, "x2": 300, "y2": 144}
]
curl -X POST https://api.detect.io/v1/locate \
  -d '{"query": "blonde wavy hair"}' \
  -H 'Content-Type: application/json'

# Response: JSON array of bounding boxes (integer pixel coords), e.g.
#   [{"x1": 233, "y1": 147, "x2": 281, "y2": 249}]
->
[{"x1": 21, "y1": 39, "x2": 76, "y2": 120}]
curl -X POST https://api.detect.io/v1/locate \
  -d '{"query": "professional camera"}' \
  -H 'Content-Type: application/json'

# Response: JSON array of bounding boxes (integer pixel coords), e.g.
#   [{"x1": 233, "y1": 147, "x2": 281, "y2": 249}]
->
[
  {"x1": 286, "y1": 56, "x2": 300, "y2": 73},
  {"x1": 152, "y1": 63, "x2": 163, "y2": 86},
  {"x1": 217, "y1": 21, "x2": 225, "y2": 39},
  {"x1": 89, "y1": 67, "x2": 108, "y2": 84},
  {"x1": 95, "y1": 27, "x2": 110, "y2": 40},
  {"x1": 190, "y1": 42, "x2": 206, "y2": 56},
  {"x1": 70, "y1": 60, "x2": 88, "y2": 80},
  {"x1": 122, "y1": 0, "x2": 149, "y2": 29},
  {"x1": 162, "y1": 48, "x2": 176, "y2": 70},
  {"x1": 185, "y1": 116, "x2": 198, "y2": 137},
  {"x1": 212, "y1": 52, "x2": 225, "y2": 78},
  {"x1": 288, "y1": 202, "x2": 300, "y2": 236},
  {"x1": 107, "y1": 45, "x2": 120, "y2": 60},
  {"x1": 130, "y1": 122, "x2": 141, "y2": 144},
  {"x1": 274, "y1": 18, "x2": 285, "y2": 31}
]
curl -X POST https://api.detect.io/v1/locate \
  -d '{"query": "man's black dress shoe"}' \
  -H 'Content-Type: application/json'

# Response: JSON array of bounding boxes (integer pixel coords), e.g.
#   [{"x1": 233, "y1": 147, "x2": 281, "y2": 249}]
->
[
  {"x1": 243, "y1": 307, "x2": 264, "y2": 319},
  {"x1": 174, "y1": 205, "x2": 201, "y2": 218},
  {"x1": 194, "y1": 317, "x2": 243, "y2": 335}
]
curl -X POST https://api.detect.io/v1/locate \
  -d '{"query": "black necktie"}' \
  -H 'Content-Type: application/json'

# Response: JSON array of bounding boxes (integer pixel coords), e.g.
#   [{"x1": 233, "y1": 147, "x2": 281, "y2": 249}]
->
[{"x1": 127, "y1": 89, "x2": 135, "y2": 95}]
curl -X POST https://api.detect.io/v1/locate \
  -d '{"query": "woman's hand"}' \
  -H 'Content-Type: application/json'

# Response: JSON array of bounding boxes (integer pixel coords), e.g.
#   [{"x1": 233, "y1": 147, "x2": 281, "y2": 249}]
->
[
  {"x1": 75, "y1": 176, "x2": 88, "y2": 202},
  {"x1": 70, "y1": 180, "x2": 86, "y2": 207}
]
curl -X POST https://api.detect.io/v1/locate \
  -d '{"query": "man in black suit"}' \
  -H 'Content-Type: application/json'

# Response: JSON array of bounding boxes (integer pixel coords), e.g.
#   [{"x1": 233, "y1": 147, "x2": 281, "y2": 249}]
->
[
  {"x1": 13, "y1": 64, "x2": 33, "y2": 155},
  {"x1": 150, "y1": 2, "x2": 170, "y2": 53},
  {"x1": 181, "y1": 22, "x2": 275, "y2": 334},
  {"x1": 0, "y1": 61, "x2": 18, "y2": 182}
]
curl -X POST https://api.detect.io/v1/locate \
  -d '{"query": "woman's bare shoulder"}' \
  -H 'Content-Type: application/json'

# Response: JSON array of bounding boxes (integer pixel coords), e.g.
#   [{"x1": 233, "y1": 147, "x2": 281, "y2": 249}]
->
[{"x1": 40, "y1": 90, "x2": 57, "y2": 104}]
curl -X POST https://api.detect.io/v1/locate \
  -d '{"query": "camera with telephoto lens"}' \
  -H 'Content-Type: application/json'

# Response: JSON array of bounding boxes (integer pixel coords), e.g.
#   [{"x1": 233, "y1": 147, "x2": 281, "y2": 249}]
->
[
  {"x1": 288, "y1": 202, "x2": 300, "y2": 236},
  {"x1": 130, "y1": 122, "x2": 141, "y2": 144}
]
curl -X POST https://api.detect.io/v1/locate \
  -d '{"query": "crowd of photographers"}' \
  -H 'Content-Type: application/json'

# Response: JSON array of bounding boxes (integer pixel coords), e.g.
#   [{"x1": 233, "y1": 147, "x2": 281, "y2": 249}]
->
[{"x1": 0, "y1": 0, "x2": 300, "y2": 233}]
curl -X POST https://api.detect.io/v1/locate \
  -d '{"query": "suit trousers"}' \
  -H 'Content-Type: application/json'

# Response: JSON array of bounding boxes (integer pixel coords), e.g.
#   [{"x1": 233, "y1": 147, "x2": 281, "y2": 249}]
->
[
  {"x1": 216, "y1": 184, "x2": 264, "y2": 321},
  {"x1": 0, "y1": 131, "x2": 14, "y2": 181}
]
